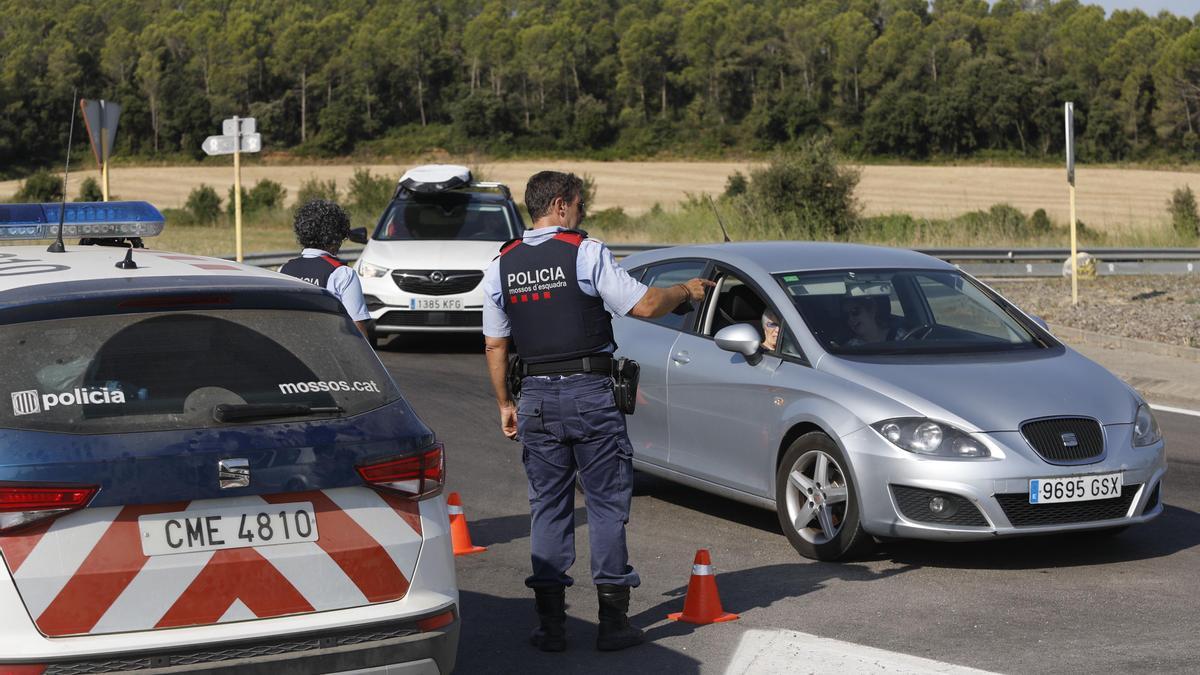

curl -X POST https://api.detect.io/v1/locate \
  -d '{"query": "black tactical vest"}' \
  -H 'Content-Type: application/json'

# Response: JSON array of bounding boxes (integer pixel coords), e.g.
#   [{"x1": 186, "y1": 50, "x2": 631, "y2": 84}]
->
[
  {"x1": 279, "y1": 254, "x2": 344, "y2": 288},
  {"x1": 498, "y1": 231, "x2": 614, "y2": 364}
]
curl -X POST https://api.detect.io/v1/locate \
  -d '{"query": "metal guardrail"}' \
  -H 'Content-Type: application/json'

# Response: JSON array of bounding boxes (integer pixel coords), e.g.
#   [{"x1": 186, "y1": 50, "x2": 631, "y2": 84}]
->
[{"x1": 232, "y1": 245, "x2": 1200, "y2": 277}]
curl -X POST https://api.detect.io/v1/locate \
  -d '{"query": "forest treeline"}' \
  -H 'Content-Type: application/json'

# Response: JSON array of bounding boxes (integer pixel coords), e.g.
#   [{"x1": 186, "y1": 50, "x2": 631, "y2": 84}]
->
[{"x1": 3, "y1": 0, "x2": 1200, "y2": 175}]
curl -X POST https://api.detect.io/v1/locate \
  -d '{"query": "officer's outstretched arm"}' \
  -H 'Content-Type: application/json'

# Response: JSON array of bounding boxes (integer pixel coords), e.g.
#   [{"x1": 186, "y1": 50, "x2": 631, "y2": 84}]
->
[
  {"x1": 484, "y1": 336, "x2": 518, "y2": 439},
  {"x1": 629, "y1": 278, "x2": 715, "y2": 319}
]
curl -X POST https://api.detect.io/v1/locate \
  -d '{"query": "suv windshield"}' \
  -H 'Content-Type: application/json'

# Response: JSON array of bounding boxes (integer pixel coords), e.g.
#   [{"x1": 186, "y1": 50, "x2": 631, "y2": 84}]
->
[
  {"x1": 776, "y1": 269, "x2": 1041, "y2": 355},
  {"x1": 1, "y1": 309, "x2": 401, "y2": 433},
  {"x1": 373, "y1": 192, "x2": 518, "y2": 242}
]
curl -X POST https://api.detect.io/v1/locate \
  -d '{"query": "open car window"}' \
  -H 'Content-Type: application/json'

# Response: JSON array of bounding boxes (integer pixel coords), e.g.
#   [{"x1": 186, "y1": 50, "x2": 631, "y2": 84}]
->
[
  {"x1": 637, "y1": 260, "x2": 708, "y2": 331},
  {"x1": 1, "y1": 309, "x2": 401, "y2": 433},
  {"x1": 776, "y1": 269, "x2": 1040, "y2": 355}
]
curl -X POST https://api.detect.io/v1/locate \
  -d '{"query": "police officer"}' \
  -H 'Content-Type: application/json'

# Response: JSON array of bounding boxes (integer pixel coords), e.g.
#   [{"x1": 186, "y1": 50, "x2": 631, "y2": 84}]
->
[
  {"x1": 482, "y1": 171, "x2": 712, "y2": 652},
  {"x1": 279, "y1": 199, "x2": 371, "y2": 338}
]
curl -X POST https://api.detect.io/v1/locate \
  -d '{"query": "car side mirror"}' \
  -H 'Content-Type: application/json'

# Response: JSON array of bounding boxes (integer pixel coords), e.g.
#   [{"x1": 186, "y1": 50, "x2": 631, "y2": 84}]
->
[
  {"x1": 714, "y1": 323, "x2": 763, "y2": 366},
  {"x1": 347, "y1": 227, "x2": 369, "y2": 244},
  {"x1": 1030, "y1": 315, "x2": 1049, "y2": 331}
]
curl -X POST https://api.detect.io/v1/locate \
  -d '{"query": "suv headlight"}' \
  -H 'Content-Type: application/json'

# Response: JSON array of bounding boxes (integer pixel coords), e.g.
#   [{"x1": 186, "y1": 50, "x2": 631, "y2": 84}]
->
[
  {"x1": 1133, "y1": 403, "x2": 1162, "y2": 447},
  {"x1": 358, "y1": 260, "x2": 389, "y2": 278},
  {"x1": 871, "y1": 418, "x2": 990, "y2": 458}
]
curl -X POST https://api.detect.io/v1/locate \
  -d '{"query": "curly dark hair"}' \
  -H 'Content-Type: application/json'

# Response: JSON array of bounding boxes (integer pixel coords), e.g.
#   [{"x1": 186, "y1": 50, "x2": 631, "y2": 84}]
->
[
  {"x1": 525, "y1": 171, "x2": 583, "y2": 221},
  {"x1": 293, "y1": 199, "x2": 351, "y2": 250}
]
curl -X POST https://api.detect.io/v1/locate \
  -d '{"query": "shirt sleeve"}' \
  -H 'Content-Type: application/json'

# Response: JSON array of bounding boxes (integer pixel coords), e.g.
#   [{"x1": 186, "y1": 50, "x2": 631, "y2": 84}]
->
[
  {"x1": 580, "y1": 240, "x2": 648, "y2": 317},
  {"x1": 328, "y1": 266, "x2": 372, "y2": 322},
  {"x1": 481, "y1": 258, "x2": 511, "y2": 338}
]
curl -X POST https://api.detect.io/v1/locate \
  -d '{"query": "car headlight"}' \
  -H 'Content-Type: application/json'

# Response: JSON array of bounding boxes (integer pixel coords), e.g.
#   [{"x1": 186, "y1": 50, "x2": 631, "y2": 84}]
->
[
  {"x1": 1133, "y1": 403, "x2": 1162, "y2": 447},
  {"x1": 358, "y1": 260, "x2": 389, "y2": 278},
  {"x1": 871, "y1": 418, "x2": 990, "y2": 458}
]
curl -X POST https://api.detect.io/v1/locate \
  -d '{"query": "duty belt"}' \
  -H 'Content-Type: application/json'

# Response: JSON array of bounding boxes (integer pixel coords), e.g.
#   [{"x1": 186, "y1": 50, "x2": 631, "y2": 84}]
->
[{"x1": 521, "y1": 354, "x2": 614, "y2": 377}]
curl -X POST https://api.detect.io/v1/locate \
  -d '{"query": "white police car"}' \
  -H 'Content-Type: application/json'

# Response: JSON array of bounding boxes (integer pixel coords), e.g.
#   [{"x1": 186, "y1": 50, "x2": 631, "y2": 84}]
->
[
  {"x1": 355, "y1": 165, "x2": 525, "y2": 343},
  {"x1": 0, "y1": 202, "x2": 459, "y2": 673}
]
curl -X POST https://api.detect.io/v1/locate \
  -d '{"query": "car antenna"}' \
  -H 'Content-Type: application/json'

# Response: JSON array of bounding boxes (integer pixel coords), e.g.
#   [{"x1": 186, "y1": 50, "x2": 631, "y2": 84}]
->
[
  {"x1": 706, "y1": 194, "x2": 732, "y2": 243},
  {"x1": 115, "y1": 244, "x2": 138, "y2": 269},
  {"x1": 47, "y1": 87, "x2": 78, "y2": 254}
]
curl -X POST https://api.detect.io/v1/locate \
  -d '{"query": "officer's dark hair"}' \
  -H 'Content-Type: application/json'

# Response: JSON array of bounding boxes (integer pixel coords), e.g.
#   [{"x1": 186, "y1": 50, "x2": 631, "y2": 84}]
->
[
  {"x1": 293, "y1": 199, "x2": 351, "y2": 250},
  {"x1": 525, "y1": 171, "x2": 583, "y2": 221}
]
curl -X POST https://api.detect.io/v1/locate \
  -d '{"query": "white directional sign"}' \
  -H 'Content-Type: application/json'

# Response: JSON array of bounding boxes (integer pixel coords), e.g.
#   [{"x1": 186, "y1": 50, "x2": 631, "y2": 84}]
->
[
  {"x1": 222, "y1": 117, "x2": 256, "y2": 136},
  {"x1": 201, "y1": 133, "x2": 261, "y2": 156}
]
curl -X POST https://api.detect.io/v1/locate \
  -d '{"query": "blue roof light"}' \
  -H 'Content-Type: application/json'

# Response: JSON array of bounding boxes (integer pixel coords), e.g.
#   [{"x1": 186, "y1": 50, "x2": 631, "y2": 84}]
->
[{"x1": 0, "y1": 201, "x2": 165, "y2": 240}]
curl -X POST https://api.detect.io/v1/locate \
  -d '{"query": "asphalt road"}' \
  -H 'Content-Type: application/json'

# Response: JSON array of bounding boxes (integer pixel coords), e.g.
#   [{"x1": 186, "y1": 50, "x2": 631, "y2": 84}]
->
[{"x1": 377, "y1": 334, "x2": 1200, "y2": 675}]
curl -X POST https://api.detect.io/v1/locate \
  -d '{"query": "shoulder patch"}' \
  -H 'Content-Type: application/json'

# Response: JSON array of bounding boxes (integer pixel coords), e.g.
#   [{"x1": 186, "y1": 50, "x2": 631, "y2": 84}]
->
[
  {"x1": 552, "y1": 230, "x2": 586, "y2": 246},
  {"x1": 320, "y1": 255, "x2": 345, "y2": 268},
  {"x1": 499, "y1": 238, "x2": 523, "y2": 256}
]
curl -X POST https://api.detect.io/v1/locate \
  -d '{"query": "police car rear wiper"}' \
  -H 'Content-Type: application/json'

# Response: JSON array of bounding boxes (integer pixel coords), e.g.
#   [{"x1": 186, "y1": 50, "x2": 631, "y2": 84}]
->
[{"x1": 212, "y1": 403, "x2": 343, "y2": 423}]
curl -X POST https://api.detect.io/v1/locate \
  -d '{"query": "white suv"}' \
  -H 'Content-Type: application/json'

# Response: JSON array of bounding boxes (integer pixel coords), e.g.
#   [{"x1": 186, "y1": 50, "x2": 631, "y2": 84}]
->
[{"x1": 355, "y1": 165, "x2": 525, "y2": 344}]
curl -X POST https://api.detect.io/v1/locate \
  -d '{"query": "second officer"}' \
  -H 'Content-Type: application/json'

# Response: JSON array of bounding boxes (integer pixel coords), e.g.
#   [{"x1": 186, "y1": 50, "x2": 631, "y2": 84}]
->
[{"x1": 482, "y1": 170, "x2": 712, "y2": 653}]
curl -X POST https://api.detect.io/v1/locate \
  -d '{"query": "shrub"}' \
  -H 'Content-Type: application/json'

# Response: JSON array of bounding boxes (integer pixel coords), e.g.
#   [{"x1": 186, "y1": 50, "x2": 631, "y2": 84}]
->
[
  {"x1": 184, "y1": 185, "x2": 222, "y2": 224},
  {"x1": 76, "y1": 177, "x2": 104, "y2": 202},
  {"x1": 1030, "y1": 208, "x2": 1053, "y2": 233},
  {"x1": 743, "y1": 136, "x2": 860, "y2": 236},
  {"x1": 15, "y1": 170, "x2": 63, "y2": 202},
  {"x1": 724, "y1": 171, "x2": 748, "y2": 199},
  {"x1": 581, "y1": 173, "x2": 597, "y2": 209},
  {"x1": 161, "y1": 207, "x2": 196, "y2": 226},
  {"x1": 295, "y1": 177, "x2": 339, "y2": 211},
  {"x1": 347, "y1": 168, "x2": 394, "y2": 214},
  {"x1": 1169, "y1": 186, "x2": 1200, "y2": 239},
  {"x1": 229, "y1": 178, "x2": 288, "y2": 219}
]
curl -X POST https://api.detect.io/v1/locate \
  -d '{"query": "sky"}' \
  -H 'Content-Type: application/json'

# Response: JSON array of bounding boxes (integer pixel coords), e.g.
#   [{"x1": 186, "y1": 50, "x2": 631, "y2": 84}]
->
[{"x1": 1086, "y1": 1, "x2": 1199, "y2": 15}]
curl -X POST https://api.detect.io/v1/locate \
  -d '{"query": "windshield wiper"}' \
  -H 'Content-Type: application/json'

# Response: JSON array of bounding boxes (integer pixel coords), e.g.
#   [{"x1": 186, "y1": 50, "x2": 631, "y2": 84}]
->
[{"x1": 212, "y1": 403, "x2": 343, "y2": 423}]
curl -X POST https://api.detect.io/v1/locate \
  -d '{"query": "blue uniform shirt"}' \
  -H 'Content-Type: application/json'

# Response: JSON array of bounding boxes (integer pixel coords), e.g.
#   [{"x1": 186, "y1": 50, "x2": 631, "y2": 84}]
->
[
  {"x1": 482, "y1": 227, "x2": 648, "y2": 348},
  {"x1": 300, "y1": 248, "x2": 372, "y2": 322}
]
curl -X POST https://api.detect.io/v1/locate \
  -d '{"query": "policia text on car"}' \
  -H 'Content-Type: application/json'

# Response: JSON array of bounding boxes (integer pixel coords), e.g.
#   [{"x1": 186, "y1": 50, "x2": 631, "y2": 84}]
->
[{"x1": 482, "y1": 171, "x2": 713, "y2": 652}]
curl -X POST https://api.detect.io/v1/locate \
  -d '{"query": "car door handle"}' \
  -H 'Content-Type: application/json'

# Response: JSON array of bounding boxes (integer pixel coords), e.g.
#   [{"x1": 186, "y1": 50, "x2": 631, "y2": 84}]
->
[{"x1": 672, "y1": 351, "x2": 691, "y2": 365}]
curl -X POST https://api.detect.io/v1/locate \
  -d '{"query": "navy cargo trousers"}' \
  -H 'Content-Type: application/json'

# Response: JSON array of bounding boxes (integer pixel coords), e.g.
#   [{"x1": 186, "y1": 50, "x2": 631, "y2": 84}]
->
[{"x1": 516, "y1": 373, "x2": 640, "y2": 589}]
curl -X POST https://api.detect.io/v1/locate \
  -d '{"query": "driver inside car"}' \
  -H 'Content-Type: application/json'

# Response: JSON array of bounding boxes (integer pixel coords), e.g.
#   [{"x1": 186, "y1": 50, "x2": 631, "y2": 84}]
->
[{"x1": 842, "y1": 295, "x2": 898, "y2": 345}]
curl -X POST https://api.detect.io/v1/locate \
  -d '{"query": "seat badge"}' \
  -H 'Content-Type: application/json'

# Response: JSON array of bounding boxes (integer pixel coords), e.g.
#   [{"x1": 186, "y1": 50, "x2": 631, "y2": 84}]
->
[
  {"x1": 218, "y1": 458, "x2": 250, "y2": 489},
  {"x1": 1061, "y1": 433, "x2": 1079, "y2": 448}
]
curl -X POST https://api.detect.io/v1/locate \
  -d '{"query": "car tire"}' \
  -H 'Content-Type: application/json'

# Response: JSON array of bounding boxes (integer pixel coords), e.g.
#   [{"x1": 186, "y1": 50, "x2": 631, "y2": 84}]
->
[{"x1": 775, "y1": 431, "x2": 873, "y2": 561}]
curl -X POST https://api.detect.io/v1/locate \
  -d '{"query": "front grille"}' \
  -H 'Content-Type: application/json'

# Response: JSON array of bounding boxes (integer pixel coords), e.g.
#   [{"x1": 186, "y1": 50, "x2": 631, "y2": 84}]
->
[
  {"x1": 996, "y1": 484, "x2": 1140, "y2": 527},
  {"x1": 43, "y1": 613, "x2": 444, "y2": 674},
  {"x1": 892, "y1": 486, "x2": 989, "y2": 526},
  {"x1": 1021, "y1": 417, "x2": 1104, "y2": 463},
  {"x1": 378, "y1": 310, "x2": 482, "y2": 328},
  {"x1": 393, "y1": 270, "x2": 483, "y2": 296}
]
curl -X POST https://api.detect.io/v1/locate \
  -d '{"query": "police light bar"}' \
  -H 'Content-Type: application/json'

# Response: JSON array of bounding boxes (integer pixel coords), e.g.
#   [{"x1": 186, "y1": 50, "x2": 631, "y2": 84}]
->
[{"x1": 0, "y1": 201, "x2": 165, "y2": 240}]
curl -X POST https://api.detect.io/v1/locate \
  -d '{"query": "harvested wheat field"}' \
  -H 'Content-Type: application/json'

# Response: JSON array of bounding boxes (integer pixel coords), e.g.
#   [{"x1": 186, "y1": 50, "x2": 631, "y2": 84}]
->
[{"x1": 4, "y1": 161, "x2": 1200, "y2": 230}]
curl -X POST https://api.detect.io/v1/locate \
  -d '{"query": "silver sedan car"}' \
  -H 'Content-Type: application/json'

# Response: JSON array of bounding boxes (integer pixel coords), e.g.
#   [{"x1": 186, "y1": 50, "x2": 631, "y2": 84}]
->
[{"x1": 614, "y1": 242, "x2": 1166, "y2": 561}]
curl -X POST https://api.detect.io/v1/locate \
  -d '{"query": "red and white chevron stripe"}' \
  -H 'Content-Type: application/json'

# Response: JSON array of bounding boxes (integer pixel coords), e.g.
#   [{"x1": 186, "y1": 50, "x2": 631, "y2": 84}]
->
[{"x1": 0, "y1": 487, "x2": 424, "y2": 637}]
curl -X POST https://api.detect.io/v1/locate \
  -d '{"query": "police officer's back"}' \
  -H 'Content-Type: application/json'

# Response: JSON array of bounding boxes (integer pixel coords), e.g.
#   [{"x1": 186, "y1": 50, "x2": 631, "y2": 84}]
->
[
  {"x1": 482, "y1": 171, "x2": 712, "y2": 653},
  {"x1": 279, "y1": 199, "x2": 371, "y2": 337}
]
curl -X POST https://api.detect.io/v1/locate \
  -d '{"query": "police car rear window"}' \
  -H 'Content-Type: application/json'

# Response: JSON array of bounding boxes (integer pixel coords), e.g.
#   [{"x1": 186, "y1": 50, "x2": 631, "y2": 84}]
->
[
  {"x1": 1, "y1": 309, "x2": 401, "y2": 433},
  {"x1": 374, "y1": 193, "x2": 516, "y2": 241}
]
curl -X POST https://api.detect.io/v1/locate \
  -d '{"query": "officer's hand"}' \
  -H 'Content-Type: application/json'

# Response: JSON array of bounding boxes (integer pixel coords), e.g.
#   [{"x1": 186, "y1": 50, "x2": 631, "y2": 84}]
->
[
  {"x1": 499, "y1": 401, "x2": 518, "y2": 440},
  {"x1": 683, "y1": 278, "x2": 717, "y2": 302}
]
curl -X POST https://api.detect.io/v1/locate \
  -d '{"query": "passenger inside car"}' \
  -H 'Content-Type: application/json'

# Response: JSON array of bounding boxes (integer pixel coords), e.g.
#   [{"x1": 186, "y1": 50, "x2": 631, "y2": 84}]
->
[
  {"x1": 761, "y1": 308, "x2": 780, "y2": 351},
  {"x1": 842, "y1": 295, "x2": 898, "y2": 345}
]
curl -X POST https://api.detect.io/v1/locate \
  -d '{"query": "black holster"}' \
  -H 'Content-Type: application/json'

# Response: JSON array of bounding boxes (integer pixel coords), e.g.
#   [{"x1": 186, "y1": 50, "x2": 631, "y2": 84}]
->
[
  {"x1": 506, "y1": 354, "x2": 524, "y2": 400},
  {"x1": 613, "y1": 357, "x2": 640, "y2": 415}
]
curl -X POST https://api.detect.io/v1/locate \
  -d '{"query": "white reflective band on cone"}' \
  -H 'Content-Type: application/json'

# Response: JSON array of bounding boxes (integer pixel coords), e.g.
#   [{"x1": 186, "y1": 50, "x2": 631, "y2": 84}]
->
[
  {"x1": 692, "y1": 564, "x2": 713, "y2": 576},
  {"x1": 448, "y1": 505, "x2": 464, "y2": 515}
]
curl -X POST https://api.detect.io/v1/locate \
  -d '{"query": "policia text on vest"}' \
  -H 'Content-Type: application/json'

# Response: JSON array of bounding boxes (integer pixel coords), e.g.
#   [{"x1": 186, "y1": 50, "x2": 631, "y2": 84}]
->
[{"x1": 482, "y1": 170, "x2": 713, "y2": 654}]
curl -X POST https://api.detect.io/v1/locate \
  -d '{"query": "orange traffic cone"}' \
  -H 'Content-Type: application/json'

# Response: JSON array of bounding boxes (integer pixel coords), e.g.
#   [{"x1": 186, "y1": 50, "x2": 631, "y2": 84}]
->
[
  {"x1": 448, "y1": 492, "x2": 486, "y2": 556},
  {"x1": 667, "y1": 549, "x2": 739, "y2": 624}
]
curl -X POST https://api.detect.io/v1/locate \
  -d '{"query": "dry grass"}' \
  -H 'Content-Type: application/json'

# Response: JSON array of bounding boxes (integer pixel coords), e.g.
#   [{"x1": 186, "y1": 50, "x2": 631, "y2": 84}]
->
[{"x1": 6, "y1": 161, "x2": 1200, "y2": 230}]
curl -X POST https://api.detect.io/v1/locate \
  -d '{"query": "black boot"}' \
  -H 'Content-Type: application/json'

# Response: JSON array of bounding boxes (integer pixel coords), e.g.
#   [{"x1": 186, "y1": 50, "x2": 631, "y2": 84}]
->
[
  {"x1": 596, "y1": 584, "x2": 644, "y2": 651},
  {"x1": 530, "y1": 585, "x2": 567, "y2": 652}
]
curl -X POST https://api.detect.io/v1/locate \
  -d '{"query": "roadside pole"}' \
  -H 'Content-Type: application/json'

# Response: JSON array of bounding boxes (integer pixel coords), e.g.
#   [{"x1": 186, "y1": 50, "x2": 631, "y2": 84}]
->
[
  {"x1": 1065, "y1": 102, "x2": 1077, "y2": 306},
  {"x1": 202, "y1": 117, "x2": 261, "y2": 263},
  {"x1": 101, "y1": 131, "x2": 109, "y2": 201},
  {"x1": 234, "y1": 115, "x2": 243, "y2": 263}
]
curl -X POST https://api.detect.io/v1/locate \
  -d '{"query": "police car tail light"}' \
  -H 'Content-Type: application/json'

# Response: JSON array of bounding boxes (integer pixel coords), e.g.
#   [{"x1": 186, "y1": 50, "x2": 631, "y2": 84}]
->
[
  {"x1": 0, "y1": 484, "x2": 98, "y2": 532},
  {"x1": 356, "y1": 444, "x2": 444, "y2": 500}
]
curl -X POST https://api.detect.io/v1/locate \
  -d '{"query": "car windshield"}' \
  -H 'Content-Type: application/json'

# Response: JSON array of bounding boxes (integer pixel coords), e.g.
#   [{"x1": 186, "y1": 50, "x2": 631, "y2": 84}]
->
[
  {"x1": 775, "y1": 269, "x2": 1041, "y2": 355},
  {"x1": 373, "y1": 192, "x2": 517, "y2": 241},
  {"x1": 0, "y1": 309, "x2": 401, "y2": 433}
]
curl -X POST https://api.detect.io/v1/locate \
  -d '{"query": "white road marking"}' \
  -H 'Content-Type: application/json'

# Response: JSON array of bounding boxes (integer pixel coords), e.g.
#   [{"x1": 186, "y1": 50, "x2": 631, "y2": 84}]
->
[
  {"x1": 724, "y1": 628, "x2": 1001, "y2": 675},
  {"x1": 1150, "y1": 403, "x2": 1200, "y2": 419}
]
